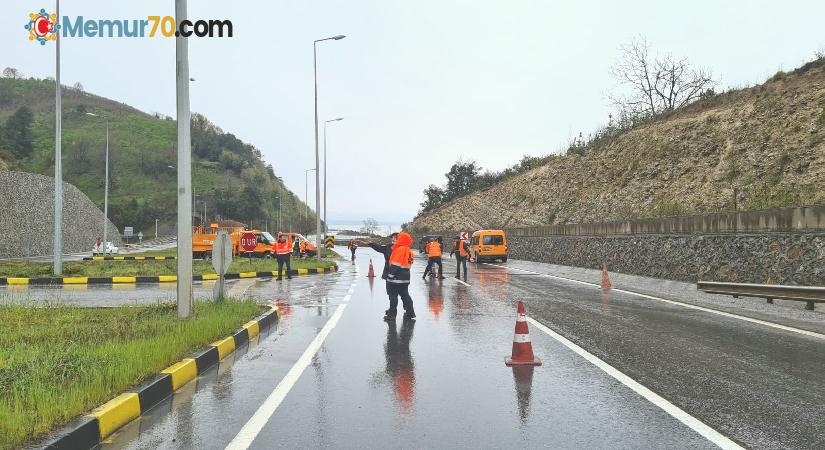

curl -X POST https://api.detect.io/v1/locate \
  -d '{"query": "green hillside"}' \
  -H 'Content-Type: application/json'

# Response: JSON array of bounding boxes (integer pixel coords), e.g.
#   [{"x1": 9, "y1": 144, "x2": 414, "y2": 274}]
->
[{"x1": 0, "y1": 76, "x2": 317, "y2": 236}]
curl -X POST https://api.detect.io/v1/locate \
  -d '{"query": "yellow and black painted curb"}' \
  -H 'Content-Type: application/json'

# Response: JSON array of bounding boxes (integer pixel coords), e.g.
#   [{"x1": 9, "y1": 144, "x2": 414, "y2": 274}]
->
[
  {"x1": 42, "y1": 306, "x2": 281, "y2": 450},
  {"x1": 0, "y1": 264, "x2": 338, "y2": 286},
  {"x1": 82, "y1": 256, "x2": 177, "y2": 261}
]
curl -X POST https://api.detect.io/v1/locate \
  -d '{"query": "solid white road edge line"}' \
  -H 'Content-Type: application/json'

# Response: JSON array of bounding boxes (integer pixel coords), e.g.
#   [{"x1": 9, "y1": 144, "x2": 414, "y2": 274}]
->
[
  {"x1": 492, "y1": 263, "x2": 825, "y2": 341},
  {"x1": 526, "y1": 316, "x2": 743, "y2": 450},
  {"x1": 225, "y1": 269, "x2": 357, "y2": 449}
]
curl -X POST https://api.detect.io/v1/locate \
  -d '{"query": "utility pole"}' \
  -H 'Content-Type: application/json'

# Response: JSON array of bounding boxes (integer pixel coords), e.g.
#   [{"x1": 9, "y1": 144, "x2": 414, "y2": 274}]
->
[
  {"x1": 86, "y1": 112, "x2": 110, "y2": 246},
  {"x1": 314, "y1": 34, "x2": 345, "y2": 261},
  {"x1": 175, "y1": 0, "x2": 193, "y2": 319},
  {"x1": 103, "y1": 119, "x2": 109, "y2": 246},
  {"x1": 53, "y1": 0, "x2": 62, "y2": 275},
  {"x1": 323, "y1": 118, "x2": 343, "y2": 243},
  {"x1": 305, "y1": 168, "x2": 315, "y2": 234}
]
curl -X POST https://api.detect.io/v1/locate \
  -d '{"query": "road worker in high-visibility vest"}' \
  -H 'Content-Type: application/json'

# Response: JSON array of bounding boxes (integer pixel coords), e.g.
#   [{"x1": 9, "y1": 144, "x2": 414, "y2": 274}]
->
[
  {"x1": 422, "y1": 237, "x2": 444, "y2": 279},
  {"x1": 299, "y1": 239, "x2": 307, "y2": 258},
  {"x1": 385, "y1": 231, "x2": 416, "y2": 321},
  {"x1": 450, "y1": 235, "x2": 471, "y2": 279},
  {"x1": 273, "y1": 234, "x2": 292, "y2": 280}
]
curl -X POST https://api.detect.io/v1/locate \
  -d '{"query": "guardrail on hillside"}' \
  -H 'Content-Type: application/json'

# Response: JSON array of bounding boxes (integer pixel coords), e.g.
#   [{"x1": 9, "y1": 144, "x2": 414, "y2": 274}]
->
[
  {"x1": 507, "y1": 206, "x2": 825, "y2": 237},
  {"x1": 697, "y1": 281, "x2": 825, "y2": 310}
]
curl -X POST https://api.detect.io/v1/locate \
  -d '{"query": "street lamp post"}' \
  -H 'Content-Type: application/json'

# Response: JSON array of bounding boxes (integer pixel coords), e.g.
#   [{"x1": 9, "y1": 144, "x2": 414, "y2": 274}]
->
[
  {"x1": 305, "y1": 168, "x2": 315, "y2": 234},
  {"x1": 175, "y1": 0, "x2": 193, "y2": 319},
  {"x1": 314, "y1": 34, "x2": 346, "y2": 261},
  {"x1": 86, "y1": 113, "x2": 110, "y2": 247},
  {"x1": 53, "y1": 0, "x2": 62, "y2": 275},
  {"x1": 274, "y1": 194, "x2": 281, "y2": 232},
  {"x1": 323, "y1": 117, "x2": 343, "y2": 242}
]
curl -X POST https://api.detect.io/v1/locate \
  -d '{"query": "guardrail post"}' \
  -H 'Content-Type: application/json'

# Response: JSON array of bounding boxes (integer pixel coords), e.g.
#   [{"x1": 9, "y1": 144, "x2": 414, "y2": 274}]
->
[
  {"x1": 766, "y1": 298, "x2": 773, "y2": 304},
  {"x1": 806, "y1": 301, "x2": 815, "y2": 311}
]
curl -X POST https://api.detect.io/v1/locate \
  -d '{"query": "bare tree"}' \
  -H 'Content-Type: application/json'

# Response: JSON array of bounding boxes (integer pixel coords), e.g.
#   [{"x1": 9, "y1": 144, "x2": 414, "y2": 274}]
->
[
  {"x1": 360, "y1": 217, "x2": 379, "y2": 236},
  {"x1": 2, "y1": 67, "x2": 21, "y2": 79},
  {"x1": 610, "y1": 37, "x2": 715, "y2": 116}
]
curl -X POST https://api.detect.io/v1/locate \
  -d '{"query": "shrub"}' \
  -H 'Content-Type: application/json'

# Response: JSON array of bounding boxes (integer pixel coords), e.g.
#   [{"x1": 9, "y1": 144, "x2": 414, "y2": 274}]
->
[{"x1": 768, "y1": 70, "x2": 785, "y2": 82}]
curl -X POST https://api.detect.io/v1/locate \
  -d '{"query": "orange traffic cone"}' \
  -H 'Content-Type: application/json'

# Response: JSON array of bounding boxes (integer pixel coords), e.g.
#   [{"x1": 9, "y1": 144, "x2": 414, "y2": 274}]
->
[
  {"x1": 505, "y1": 301, "x2": 542, "y2": 366},
  {"x1": 367, "y1": 259, "x2": 376, "y2": 278},
  {"x1": 601, "y1": 263, "x2": 612, "y2": 289}
]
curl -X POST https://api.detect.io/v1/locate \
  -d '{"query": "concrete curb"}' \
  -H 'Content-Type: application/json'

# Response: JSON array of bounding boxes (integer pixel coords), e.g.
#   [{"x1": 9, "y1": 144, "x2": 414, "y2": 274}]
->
[
  {"x1": 0, "y1": 264, "x2": 338, "y2": 286},
  {"x1": 42, "y1": 306, "x2": 281, "y2": 449}
]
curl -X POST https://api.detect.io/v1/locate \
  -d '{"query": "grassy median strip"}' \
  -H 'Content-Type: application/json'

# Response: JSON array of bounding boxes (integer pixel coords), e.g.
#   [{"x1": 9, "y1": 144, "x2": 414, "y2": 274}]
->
[
  {"x1": 0, "y1": 257, "x2": 335, "y2": 279},
  {"x1": 0, "y1": 300, "x2": 263, "y2": 449}
]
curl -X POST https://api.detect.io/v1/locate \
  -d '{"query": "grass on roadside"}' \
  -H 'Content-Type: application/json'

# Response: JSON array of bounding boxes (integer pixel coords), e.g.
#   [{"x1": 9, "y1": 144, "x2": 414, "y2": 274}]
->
[
  {"x1": 0, "y1": 256, "x2": 335, "y2": 278},
  {"x1": 0, "y1": 300, "x2": 264, "y2": 449}
]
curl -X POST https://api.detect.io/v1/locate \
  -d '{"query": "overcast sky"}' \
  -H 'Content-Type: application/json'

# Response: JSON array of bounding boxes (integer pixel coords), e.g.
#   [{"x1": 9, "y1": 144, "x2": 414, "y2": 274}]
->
[{"x1": 3, "y1": 1, "x2": 824, "y2": 224}]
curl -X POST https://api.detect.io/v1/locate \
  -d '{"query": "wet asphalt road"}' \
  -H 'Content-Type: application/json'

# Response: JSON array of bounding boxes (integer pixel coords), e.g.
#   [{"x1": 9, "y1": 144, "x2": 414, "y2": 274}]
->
[{"x1": 81, "y1": 246, "x2": 823, "y2": 449}]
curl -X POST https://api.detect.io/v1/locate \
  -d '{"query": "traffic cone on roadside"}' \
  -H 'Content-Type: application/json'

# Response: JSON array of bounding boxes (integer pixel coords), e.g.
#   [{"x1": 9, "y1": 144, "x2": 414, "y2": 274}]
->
[
  {"x1": 505, "y1": 301, "x2": 542, "y2": 366},
  {"x1": 601, "y1": 263, "x2": 612, "y2": 289},
  {"x1": 367, "y1": 259, "x2": 375, "y2": 278}
]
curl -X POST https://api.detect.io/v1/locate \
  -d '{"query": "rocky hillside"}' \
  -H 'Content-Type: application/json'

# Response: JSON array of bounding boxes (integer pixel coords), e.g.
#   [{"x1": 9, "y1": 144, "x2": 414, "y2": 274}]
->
[
  {"x1": 0, "y1": 171, "x2": 121, "y2": 258},
  {"x1": 410, "y1": 59, "x2": 825, "y2": 232}
]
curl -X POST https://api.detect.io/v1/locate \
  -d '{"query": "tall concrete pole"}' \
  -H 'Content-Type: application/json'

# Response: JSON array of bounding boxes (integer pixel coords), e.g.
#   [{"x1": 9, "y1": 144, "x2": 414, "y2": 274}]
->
[
  {"x1": 175, "y1": 0, "x2": 193, "y2": 319},
  {"x1": 314, "y1": 41, "x2": 320, "y2": 261},
  {"x1": 313, "y1": 35, "x2": 345, "y2": 261},
  {"x1": 323, "y1": 118, "x2": 342, "y2": 243},
  {"x1": 305, "y1": 168, "x2": 315, "y2": 234},
  {"x1": 103, "y1": 119, "x2": 109, "y2": 246},
  {"x1": 53, "y1": 0, "x2": 62, "y2": 275},
  {"x1": 323, "y1": 121, "x2": 326, "y2": 242}
]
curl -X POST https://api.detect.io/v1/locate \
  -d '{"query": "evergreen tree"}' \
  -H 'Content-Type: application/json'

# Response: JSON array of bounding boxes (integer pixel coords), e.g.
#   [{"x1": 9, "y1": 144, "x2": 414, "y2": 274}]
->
[{"x1": 3, "y1": 106, "x2": 34, "y2": 158}]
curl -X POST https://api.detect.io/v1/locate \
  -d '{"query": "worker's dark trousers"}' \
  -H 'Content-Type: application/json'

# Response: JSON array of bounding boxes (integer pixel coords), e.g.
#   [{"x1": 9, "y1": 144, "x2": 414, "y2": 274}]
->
[
  {"x1": 423, "y1": 257, "x2": 443, "y2": 277},
  {"x1": 276, "y1": 254, "x2": 292, "y2": 279},
  {"x1": 456, "y1": 256, "x2": 468, "y2": 278},
  {"x1": 387, "y1": 282, "x2": 414, "y2": 314}
]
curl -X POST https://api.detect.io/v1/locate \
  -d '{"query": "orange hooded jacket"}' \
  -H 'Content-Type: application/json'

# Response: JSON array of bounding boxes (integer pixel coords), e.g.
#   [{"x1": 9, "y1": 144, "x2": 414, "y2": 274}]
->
[{"x1": 387, "y1": 232, "x2": 414, "y2": 284}]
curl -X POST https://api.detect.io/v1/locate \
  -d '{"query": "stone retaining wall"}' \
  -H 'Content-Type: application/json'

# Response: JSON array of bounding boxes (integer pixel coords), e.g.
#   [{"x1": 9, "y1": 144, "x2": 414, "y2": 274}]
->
[
  {"x1": 508, "y1": 233, "x2": 825, "y2": 285},
  {"x1": 0, "y1": 171, "x2": 121, "y2": 258}
]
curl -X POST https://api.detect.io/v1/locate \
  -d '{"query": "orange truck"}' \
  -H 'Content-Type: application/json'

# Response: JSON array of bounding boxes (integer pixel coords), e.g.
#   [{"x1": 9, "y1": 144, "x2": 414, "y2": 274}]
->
[
  {"x1": 276, "y1": 232, "x2": 318, "y2": 256},
  {"x1": 192, "y1": 225, "x2": 279, "y2": 259}
]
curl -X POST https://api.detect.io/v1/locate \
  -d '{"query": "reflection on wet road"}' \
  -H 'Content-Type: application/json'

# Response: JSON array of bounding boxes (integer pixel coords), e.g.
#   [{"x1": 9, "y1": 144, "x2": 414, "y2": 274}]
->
[{"x1": 97, "y1": 247, "x2": 824, "y2": 449}]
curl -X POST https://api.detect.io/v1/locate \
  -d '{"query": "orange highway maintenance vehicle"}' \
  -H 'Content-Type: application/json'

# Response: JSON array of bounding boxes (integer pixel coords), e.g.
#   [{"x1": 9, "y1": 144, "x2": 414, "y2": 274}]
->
[
  {"x1": 192, "y1": 224, "x2": 279, "y2": 259},
  {"x1": 276, "y1": 232, "x2": 318, "y2": 257}
]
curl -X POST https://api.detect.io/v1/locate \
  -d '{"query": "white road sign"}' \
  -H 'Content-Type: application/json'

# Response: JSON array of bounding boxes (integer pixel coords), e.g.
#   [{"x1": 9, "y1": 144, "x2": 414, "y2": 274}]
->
[{"x1": 212, "y1": 231, "x2": 233, "y2": 275}]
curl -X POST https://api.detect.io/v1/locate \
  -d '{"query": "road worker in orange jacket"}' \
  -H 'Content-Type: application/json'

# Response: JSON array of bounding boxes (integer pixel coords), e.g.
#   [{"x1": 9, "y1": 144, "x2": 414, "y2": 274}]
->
[
  {"x1": 450, "y1": 235, "x2": 471, "y2": 279},
  {"x1": 273, "y1": 234, "x2": 292, "y2": 280},
  {"x1": 299, "y1": 239, "x2": 307, "y2": 258},
  {"x1": 385, "y1": 231, "x2": 416, "y2": 321},
  {"x1": 422, "y1": 237, "x2": 444, "y2": 280}
]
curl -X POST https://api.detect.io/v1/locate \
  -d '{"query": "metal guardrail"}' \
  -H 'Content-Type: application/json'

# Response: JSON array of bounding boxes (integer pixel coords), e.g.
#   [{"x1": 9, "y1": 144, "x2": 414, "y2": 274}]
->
[{"x1": 697, "y1": 281, "x2": 825, "y2": 311}]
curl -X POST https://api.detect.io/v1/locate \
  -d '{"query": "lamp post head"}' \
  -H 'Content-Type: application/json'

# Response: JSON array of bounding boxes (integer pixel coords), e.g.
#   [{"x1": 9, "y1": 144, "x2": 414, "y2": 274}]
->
[{"x1": 332, "y1": 35, "x2": 346, "y2": 40}]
